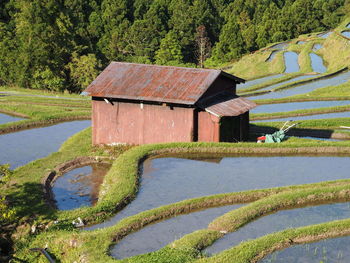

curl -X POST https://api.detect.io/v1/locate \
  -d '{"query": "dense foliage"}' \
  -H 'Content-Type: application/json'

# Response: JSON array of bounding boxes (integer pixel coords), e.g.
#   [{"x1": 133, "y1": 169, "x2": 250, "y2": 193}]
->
[{"x1": 0, "y1": 0, "x2": 348, "y2": 92}]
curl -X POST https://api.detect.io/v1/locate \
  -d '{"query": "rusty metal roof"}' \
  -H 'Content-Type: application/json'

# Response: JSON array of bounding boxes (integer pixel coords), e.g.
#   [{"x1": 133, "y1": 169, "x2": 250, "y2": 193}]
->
[
  {"x1": 84, "y1": 62, "x2": 244, "y2": 105},
  {"x1": 197, "y1": 91, "x2": 257, "y2": 117}
]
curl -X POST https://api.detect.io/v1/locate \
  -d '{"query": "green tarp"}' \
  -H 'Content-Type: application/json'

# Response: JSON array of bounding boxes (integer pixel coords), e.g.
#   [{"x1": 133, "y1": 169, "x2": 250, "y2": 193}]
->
[{"x1": 265, "y1": 130, "x2": 286, "y2": 143}]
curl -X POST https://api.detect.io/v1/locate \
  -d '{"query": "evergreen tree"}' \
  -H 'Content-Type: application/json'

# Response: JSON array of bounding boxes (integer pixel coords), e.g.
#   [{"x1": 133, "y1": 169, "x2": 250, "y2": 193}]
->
[{"x1": 155, "y1": 31, "x2": 183, "y2": 65}]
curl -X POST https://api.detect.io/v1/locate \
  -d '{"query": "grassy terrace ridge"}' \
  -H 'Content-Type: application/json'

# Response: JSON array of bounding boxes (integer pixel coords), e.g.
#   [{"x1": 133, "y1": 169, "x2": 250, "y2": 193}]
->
[
  {"x1": 5, "y1": 126, "x2": 350, "y2": 262},
  {"x1": 0, "y1": 87, "x2": 91, "y2": 133}
]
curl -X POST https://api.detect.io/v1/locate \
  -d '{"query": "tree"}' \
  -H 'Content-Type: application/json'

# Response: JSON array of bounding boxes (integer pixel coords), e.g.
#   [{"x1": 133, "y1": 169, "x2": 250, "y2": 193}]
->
[
  {"x1": 155, "y1": 31, "x2": 183, "y2": 65},
  {"x1": 195, "y1": 25, "x2": 211, "y2": 68},
  {"x1": 67, "y1": 52, "x2": 101, "y2": 92}
]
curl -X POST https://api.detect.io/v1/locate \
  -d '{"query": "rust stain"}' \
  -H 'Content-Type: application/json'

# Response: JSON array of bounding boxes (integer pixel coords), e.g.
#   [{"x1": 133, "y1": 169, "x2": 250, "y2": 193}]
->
[{"x1": 84, "y1": 62, "x2": 244, "y2": 105}]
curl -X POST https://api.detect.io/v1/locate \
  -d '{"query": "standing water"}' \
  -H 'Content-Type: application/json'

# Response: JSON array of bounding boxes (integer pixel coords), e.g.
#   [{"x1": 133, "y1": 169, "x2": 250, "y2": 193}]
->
[
  {"x1": 86, "y1": 155, "x2": 350, "y2": 230},
  {"x1": 52, "y1": 163, "x2": 111, "y2": 210},
  {"x1": 284, "y1": 52, "x2": 300, "y2": 73},
  {"x1": 309, "y1": 53, "x2": 327, "y2": 73},
  {"x1": 205, "y1": 202, "x2": 350, "y2": 255},
  {"x1": 0, "y1": 120, "x2": 91, "y2": 168},
  {"x1": 0, "y1": 113, "x2": 23, "y2": 125},
  {"x1": 261, "y1": 235, "x2": 350, "y2": 263},
  {"x1": 110, "y1": 204, "x2": 243, "y2": 259}
]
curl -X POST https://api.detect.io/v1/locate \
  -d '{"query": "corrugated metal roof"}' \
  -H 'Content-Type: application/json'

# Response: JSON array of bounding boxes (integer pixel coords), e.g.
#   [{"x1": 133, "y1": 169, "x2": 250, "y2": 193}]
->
[
  {"x1": 84, "y1": 62, "x2": 244, "y2": 105},
  {"x1": 197, "y1": 91, "x2": 257, "y2": 117}
]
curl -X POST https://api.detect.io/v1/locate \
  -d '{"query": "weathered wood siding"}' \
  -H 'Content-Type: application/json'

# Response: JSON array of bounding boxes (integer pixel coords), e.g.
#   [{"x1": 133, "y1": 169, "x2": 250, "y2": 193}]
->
[{"x1": 92, "y1": 99, "x2": 194, "y2": 145}]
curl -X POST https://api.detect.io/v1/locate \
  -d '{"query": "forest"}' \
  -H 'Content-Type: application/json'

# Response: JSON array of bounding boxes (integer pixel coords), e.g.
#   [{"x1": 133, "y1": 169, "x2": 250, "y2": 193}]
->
[{"x1": 0, "y1": 0, "x2": 349, "y2": 92}]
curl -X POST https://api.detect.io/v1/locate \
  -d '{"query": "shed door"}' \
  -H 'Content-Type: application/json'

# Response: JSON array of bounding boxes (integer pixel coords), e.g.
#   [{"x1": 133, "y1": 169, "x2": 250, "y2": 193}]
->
[{"x1": 219, "y1": 116, "x2": 240, "y2": 142}]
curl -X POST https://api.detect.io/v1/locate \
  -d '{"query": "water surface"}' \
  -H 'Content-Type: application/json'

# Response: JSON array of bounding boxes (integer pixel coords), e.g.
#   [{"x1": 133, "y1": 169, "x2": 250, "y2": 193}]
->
[
  {"x1": 261, "y1": 235, "x2": 350, "y2": 263},
  {"x1": 317, "y1": 32, "x2": 333, "y2": 39},
  {"x1": 252, "y1": 111, "x2": 350, "y2": 122},
  {"x1": 341, "y1": 31, "x2": 350, "y2": 38},
  {"x1": 270, "y1": 42, "x2": 289, "y2": 50},
  {"x1": 296, "y1": 41, "x2": 306, "y2": 44},
  {"x1": 205, "y1": 201, "x2": 350, "y2": 255},
  {"x1": 237, "y1": 74, "x2": 284, "y2": 90},
  {"x1": 284, "y1": 52, "x2": 300, "y2": 73},
  {"x1": 0, "y1": 113, "x2": 23, "y2": 125},
  {"x1": 312, "y1": 44, "x2": 322, "y2": 51},
  {"x1": 110, "y1": 204, "x2": 242, "y2": 259},
  {"x1": 310, "y1": 53, "x2": 327, "y2": 73},
  {"x1": 266, "y1": 51, "x2": 278, "y2": 62},
  {"x1": 255, "y1": 75, "x2": 315, "y2": 92},
  {"x1": 0, "y1": 120, "x2": 91, "y2": 168},
  {"x1": 87, "y1": 156, "x2": 350, "y2": 230},
  {"x1": 249, "y1": 71, "x2": 350, "y2": 100},
  {"x1": 53, "y1": 163, "x2": 111, "y2": 210},
  {"x1": 252, "y1": 101, "x2": 350, "y2": 114}
]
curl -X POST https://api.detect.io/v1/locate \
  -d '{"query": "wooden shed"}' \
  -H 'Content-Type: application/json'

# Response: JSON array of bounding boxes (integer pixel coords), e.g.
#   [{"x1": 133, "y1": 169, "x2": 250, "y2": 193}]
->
[{"x1": 83, "y1": 62, "x2": 256, "y2": 145}]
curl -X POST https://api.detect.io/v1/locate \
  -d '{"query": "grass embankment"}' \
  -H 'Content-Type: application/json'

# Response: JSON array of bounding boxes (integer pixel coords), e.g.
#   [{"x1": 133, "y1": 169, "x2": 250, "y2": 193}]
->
[
  {"x1": 0, "y1": 88, "x2": 91, "y2": 133},
  {"x1": 9, "y1": 129, "x2": 350, "y2": 262}
]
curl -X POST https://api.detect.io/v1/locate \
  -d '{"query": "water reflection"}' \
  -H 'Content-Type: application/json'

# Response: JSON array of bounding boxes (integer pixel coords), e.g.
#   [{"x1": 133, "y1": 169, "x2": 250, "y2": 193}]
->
[
  {"x1": 0, "y1": 120, "x2": 91, "y2": 168},
  {"x1": 310, "y1": 53, "x2": 327, "y2": 73},
  {"x1": 252, "y1": 101, "x2": 350, "y2": 114},
  {"x1": 341, "y1": 31, "x2": 350, "y2": 38},
  {"x1": 205, "y1": 202, "x2": 350, "y2": 255},
  {"x1": 52, "y1": 163, "x2": 111, "y2": 210},
  {"x1": 0, "y1": 113, "x2": 23, "y2": 125},
  {"x1": 252, "y1": 111, "x2": 350, "y2": 122},
  {"x1": 87, "y1": 156, "x2": 350, "y2": 230},
  {"x1": 237, "y1": 74, "x2": 284, "y2": 90},
  {"x1": 248, "y1": 71, "x2": 350, "y2": 100},
  {"x1": 261, "y1": 235, "x2": 350, "y2": 263},
  {"x1": 312, "y1": 44, "x2": 322, "y2": 51},
  {"x1": 284, "y1": 52, "x2": 300, "y2": 73},
  {"x1": 110, "y1": 204, "x2": 242, "y2": 259}
]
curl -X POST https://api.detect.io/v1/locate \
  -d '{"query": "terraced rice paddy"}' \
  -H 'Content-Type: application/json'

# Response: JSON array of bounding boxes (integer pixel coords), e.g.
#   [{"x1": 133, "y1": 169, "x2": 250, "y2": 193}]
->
[
  {"x1": 248, "y1": 71, "x2": 350, "y2": 100},
  {"x1": 52, "y1": 163, "x2": 111, "y2": 210},
  {"x1": 261, "y1": 235, "x2": 350, "y2": 263},
  {"x1": 0, "y1": 120, "x2": 91, "y2": 168},
  {"x1": 87, "y1": 155, "x2": 350, "y2": 233},
  {"x1": 110, "y1": 204, "x2": 243, "y2": 259},
  {"x1": 283, "y1": 52, "x2": 299, "y2": 73},
  {"x1": 253, "y1": 111, "x2": 350, "y2": 122},
  {"x1": 0, "y1": 112, "x2": 23, "y2": 125},
  {"x1": 252, "y1": 101, "x2": 350, "y2": 114},
  {"x1": 205, "y1": 202, "x2": 350, "y2": 255},
  {"x1": 341, "y1": 30, "x2": 350, "y2": 38},
  {"x1": 237, "y1": 74, "x2": 284, "y2": 90}
]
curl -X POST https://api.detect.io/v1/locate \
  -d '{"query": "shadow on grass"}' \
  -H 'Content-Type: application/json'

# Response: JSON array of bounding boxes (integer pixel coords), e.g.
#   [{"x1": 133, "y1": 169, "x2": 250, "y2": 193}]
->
[
  {"x1": 250, "y1": 124, "x2": 335, "y2": 139},
  {"x1": 8, "y1": 182, "x2": 56, "y2": 220}
]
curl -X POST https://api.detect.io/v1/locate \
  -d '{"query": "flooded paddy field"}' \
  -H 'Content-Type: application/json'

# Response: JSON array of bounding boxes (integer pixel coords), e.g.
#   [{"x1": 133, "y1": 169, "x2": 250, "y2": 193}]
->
[
  {"x1": 310, "y1": 53, "x2": 327, "y2": 73},
  {"x1": 261, "y1": 235, "x2": 350, "y2": 263},
  {"x1": 252, "y1": 100, "x2": 350, "y2": 114},
  {"x1": 341, "y1": 30, "x2": 350, "y2": 38},
  {"x1": 254, "y1": 75, "x2": 316, "y2": 92},
  {"x1": 0, "y1": 120, "x2": 91, "y2": 168},
  {"x1": 205, "y1": 202, "x2": 350, "y2": 255},
  {"x1": 110, "y1": 204, "x2": 243, "y2": 259},
  {"x1": 87, "y1": 155, "x2": 350, "y2": 230},
  {"x1": 0, "y1": 112, "x2": 23, "y2": 125},
  {"x1": 312, "y1": 44, "x2": 322, "y2": 51},
  {"x1": 52, "y1": 163, "x2": 111, "y2": 210},
  {"x1": 237, "y1": 74, "x2": 284, "y2": 90},
  {"x1": 252, "y1": 111, "x2": 350, "y2": 122},
  {"x1": 248, "y1": 70, "x2": 350, "y2": 100},
  {"x1": 284, "y1": 52, "x2": 299, "y2": 73}
]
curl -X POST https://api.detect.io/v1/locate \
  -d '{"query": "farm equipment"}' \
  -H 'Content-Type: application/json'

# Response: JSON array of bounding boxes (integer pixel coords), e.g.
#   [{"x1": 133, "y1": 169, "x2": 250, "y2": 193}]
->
[{"x1": 257, "y1": 121, "x2": 299, "y2": 143}]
